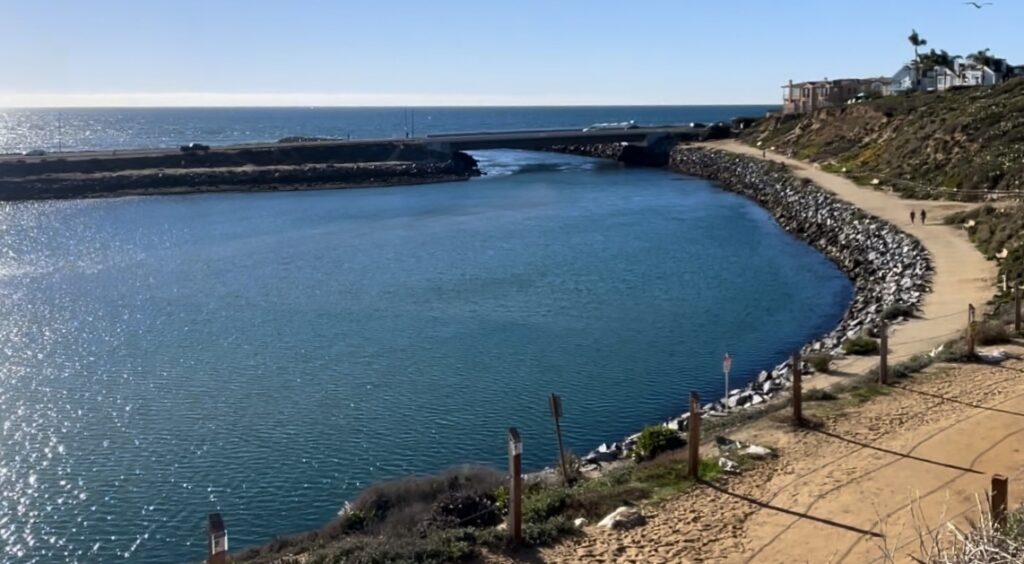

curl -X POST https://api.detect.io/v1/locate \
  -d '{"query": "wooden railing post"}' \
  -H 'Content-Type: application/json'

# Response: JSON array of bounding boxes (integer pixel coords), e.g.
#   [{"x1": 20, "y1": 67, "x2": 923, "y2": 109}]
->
[
  {"x1": 792, "y1": 352, "x2": 803, "y2": 425},
  {"x1": 688, "y1": 392, "x2": 701, "y2": 479},
  {"x1": 967, "y1": 304, "x2": 977, "y2": 357},
  {"x1": 992, "y1": 474, "x2": 1008, "y2": 528},
  {"x1": 1015, "y1": 286, "x2": 1021, "y2": 334},
  {"x1": 549, "y1": 393, "x2": 569, "y2": 485},
  {"x1": 507, "y1": 428, "x2": 523, "y2": 543},
  {"x1": 879, "y1": 321, "x2": 889, "y2": 385}
]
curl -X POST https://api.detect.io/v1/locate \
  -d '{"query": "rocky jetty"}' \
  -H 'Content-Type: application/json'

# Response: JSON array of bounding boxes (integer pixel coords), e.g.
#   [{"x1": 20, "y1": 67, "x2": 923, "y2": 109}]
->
[
  {"x1": 0, "y1": 149, "x2": 479, "y2": 200},
  {"x1": 582, "y1": 146, "x2": 933, "y2": 467}
]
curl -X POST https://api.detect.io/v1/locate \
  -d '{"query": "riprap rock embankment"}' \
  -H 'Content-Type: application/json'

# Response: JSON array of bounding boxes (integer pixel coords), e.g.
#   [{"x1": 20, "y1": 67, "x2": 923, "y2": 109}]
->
[{"x1": 583, "y1": 146, "x2": 933, "y2": 465}]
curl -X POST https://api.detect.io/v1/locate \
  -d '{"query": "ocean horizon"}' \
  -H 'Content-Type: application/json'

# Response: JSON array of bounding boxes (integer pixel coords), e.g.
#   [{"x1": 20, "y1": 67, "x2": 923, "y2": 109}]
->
[{"x1": 0, "y1": 105, "x2": 778, "y2": 153}]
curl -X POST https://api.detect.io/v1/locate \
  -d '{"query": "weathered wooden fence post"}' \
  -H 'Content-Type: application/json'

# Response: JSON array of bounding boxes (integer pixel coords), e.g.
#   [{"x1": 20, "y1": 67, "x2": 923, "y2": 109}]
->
[
  {"x1": 549, "y1": 393, "x2": 570, "y2": 485},
  {"x1": 792, "y1": 352, "x2": 803, "y2": 425},
  {"x1": 688, "y1": 392, "x2": 701, "y2": 479},
  {"x1": 879, "y1": 321, "x2": 889, "y2": 385},
  {"x1": 1015, "y1": 286, "x2": 1021, "y2": 334},
  {"x1": 207, "y1": 513, "x2": 227, "y2": 564},
  {"x1": 967, "y1": 304, "x2": 977, "y2": 357},
  {"x1": 992, "y1": 474, "x2": 1009, "y2": 528},
  {"x1": 507, "y1": 428, "x2": 523, "y2": 543}
]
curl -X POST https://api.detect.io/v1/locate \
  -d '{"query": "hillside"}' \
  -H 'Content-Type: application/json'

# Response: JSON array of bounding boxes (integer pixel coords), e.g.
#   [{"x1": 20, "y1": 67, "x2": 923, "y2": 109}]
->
[{"x1": 742, "y1": 79, "x2": 1024, "y2": 199}]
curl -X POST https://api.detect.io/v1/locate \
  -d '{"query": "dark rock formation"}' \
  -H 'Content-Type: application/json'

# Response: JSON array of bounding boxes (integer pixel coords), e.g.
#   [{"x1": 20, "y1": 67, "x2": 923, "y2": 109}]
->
[{"x1": 0, "y1": 148, "x2": 480, "y2": 200}]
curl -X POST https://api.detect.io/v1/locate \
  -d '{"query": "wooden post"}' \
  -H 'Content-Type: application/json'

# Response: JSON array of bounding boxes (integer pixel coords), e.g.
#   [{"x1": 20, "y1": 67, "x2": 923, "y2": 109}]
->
[
  {"x1": 792, "y1": 352, "x2": 803, "y2": 425},
  {"x1": 879, "y1": 322, "x2": 889, "y2": 385},
  {"x1": 687, "y1": 392, "x2": 700, "y2": 479},
  {"x1": 549, "y1": 393, "x2": 570, "y2": 485},
  {"x1": 992, "y1": 474, "x2": 1009, "y2": 528},
  {"x1": 968, "y1": 304, "x2": 977, "y2": 357},
  {"x1": 507, "y1": 428, "x2": 523, "y2": 543},
  {"x1": 207, "y1": 513, "x2": 227, "y2": 564},
  {"x1": 1014, "y1": 286, "x2": 1021, "y2": 334}
]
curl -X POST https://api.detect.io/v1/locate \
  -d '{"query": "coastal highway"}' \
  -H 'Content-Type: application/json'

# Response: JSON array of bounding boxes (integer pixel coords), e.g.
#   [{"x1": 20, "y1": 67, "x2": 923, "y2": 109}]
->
[{"x1": 0, "y1": 125, "x2": 709, "y2": 163}]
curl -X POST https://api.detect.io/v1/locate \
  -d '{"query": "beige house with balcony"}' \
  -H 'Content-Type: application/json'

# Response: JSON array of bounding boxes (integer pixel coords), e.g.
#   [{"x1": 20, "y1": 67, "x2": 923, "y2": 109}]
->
[{"x1": 782, "y1": 78, "x2": 892, "y2": 114}]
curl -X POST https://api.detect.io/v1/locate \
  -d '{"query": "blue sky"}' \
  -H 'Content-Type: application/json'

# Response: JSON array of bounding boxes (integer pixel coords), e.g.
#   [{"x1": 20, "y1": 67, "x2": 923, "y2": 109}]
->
[{"x1": 1, "y1": 0, "x2": 1021, "y2": 107}]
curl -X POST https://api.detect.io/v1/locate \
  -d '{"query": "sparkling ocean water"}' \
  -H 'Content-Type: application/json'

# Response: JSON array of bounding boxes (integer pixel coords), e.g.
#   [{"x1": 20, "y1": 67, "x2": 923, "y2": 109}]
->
[{"x1": 0, "y1": 107, "x2": 852, "y2": 562}]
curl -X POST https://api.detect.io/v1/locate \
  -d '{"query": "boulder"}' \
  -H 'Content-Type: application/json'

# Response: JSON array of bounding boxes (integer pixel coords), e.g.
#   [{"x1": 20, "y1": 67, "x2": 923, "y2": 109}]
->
[
  {"x1": 597, "y1": 506, "x2": 646, "y2": 530},
  {"x1": 715, "y1": 436, "x2": 742, "y2": 450},
  {"x1": 719, "y1": 457, "x2": 740, "y2": 474},
  {"x1": 743, "y1": 444, "x2": 775, "y2": 459},
  {"x1": 573, "y1": 517, "x2": 589, "y2": 529}
]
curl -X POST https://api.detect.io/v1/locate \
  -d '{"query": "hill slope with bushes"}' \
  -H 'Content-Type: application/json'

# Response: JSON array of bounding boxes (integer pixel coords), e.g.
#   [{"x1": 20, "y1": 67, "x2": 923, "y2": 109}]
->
[{"x1": 742, "y1": 79, "x2": 1024, "y2": 199}]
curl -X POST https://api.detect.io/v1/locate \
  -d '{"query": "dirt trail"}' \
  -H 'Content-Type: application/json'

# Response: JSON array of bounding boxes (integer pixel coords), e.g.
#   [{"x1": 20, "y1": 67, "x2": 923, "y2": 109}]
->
[
  {"x1": 541, "y1": 357, "x2": 1024, "y2": 563},
  {"x1": 710, "y1": 140, "x2": 995, "y2": 380}
]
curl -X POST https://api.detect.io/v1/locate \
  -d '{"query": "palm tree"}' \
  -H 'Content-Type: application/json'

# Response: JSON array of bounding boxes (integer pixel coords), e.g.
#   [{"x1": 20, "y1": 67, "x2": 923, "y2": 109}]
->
[
  {"x1": 968, "y1": 48, "x2": 995, "y2": 67},
  {"x1": 906, "y1": 30, "x2": 929, "y2": 90},
  {"x1": 919, "y1": 49, "x2": 956, "y2": 70},
  {"x1": 908, "y1": 29, "x2": 928, "y2": 62}
]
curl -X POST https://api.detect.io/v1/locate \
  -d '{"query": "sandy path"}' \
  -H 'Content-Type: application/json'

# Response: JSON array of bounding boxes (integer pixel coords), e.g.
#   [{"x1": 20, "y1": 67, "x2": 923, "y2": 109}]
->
[
  {"x1": 709, "y1": 140, "x2": 995, "y2": 380},
  {"x1": 541, "y1": 358, "x2": 1024, "y2": 563}
]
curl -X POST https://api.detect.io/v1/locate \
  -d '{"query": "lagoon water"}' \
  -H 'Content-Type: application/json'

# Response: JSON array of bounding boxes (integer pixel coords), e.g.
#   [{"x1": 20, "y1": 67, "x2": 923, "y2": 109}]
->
[{"x1": 0, "y1": 108, "x2": 851, "y2": 562}]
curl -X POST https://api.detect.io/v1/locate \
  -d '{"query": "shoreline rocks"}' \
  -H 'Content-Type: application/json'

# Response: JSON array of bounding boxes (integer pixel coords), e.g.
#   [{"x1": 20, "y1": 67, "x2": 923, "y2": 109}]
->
[{"x1": 581, "y1": 144, "x2": 932, "y2": 467}]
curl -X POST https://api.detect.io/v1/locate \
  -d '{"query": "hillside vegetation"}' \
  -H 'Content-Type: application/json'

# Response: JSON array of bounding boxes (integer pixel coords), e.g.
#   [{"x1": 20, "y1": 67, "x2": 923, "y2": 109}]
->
[{"x1": 743, "y1": 79, "x2": 1024, "y2": 199}]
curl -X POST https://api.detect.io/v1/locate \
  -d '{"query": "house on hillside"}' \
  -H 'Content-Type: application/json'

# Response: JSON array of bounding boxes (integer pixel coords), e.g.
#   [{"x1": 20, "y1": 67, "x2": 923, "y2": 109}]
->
[
  {"x1": 891, "y1": 59, "x2": 1003, "y2": 94},
  {"x1": 782, "y1": 78, "x2": 892, "y2": 114}
]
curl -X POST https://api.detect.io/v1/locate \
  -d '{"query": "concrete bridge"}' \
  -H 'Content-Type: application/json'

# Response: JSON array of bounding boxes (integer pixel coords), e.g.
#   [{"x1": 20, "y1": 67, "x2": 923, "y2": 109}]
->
[
  {"x1": 419, "y1": 125, "x2": 708, "y2": 152},
  {"x1": 1, "y1": 125, "x2": 711, "y2": 165}
]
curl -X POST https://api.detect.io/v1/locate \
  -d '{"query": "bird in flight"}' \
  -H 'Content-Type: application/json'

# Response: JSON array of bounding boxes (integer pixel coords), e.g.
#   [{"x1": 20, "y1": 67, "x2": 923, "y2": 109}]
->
[{"x1": 963, "y1": 1, "x2": 993, "y2": 8}]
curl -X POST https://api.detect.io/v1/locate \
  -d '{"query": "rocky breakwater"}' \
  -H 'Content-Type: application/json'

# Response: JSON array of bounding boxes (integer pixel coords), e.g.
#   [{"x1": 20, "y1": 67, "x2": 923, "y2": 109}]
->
[
  {"x1": 0, "y1": 144, "x2": 480, "y2": 200},
  {"x1": 582, "y1": 146, "x2": 932, "y2": 467}
]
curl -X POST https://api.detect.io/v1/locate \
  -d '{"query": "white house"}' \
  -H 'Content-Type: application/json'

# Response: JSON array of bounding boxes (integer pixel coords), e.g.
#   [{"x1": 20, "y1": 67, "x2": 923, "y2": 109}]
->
[{"x1": 891, "y1": 59, "x2": 1002, "y2": 93}]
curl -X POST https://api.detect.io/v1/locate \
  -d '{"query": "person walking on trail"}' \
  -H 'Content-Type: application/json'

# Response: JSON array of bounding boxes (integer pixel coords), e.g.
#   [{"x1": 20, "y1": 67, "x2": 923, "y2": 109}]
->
[
  {"x1": 910, "y1": 210, "x2": 916, "y2": 224},
  {"x1": 920, "y1": 208, "x2": 927, "y2": 225}
]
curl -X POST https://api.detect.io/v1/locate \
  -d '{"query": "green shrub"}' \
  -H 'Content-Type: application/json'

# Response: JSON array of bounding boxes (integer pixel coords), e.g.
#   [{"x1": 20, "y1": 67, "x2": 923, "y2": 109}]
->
[
  {"x1": 935, "y1": 339, "x2": 973, "y2": 362},
  {"x1": 882, "y1": 303, "x2": 916, "y2": 321},
  {"x1": 806, "y1": 353, "x2": 831, "y2": 373},
  {"x1": 493, "y1": 485, "x2": 508, "y2": 515},
  {"x1": 522, "y1": 485, "x2": 569, "y2": 524},
  {"x1": 565, "y1": 483, "x2": 649, "y2": 519},
  {"x1": 849, "y1": 383, "x2": 891, "y2": 404},
  {"x1": 974, "y1": 321, "x2": 1012, "y2": 346},
  {"x1": 804, "y1": 388, "x2": 838, "y2": 401},
  {"x1": 631, "y1": 426, "x2": 684, "y2": 462},
  {"x1": 891, "y1": 354, "x2": 935, "y2": 379},
  {"x1": 421, "y1": 491, "x2": 499, "y2": 531},
  {"x1": 298, "y1": 530, "x2": 475, "y2": 564},
  {"x1": 842, "y1": 335, "x2": 880, "y2": 355},
  {"x1": 522, "y1": 517, "x2": 576, "y2": 546}
]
